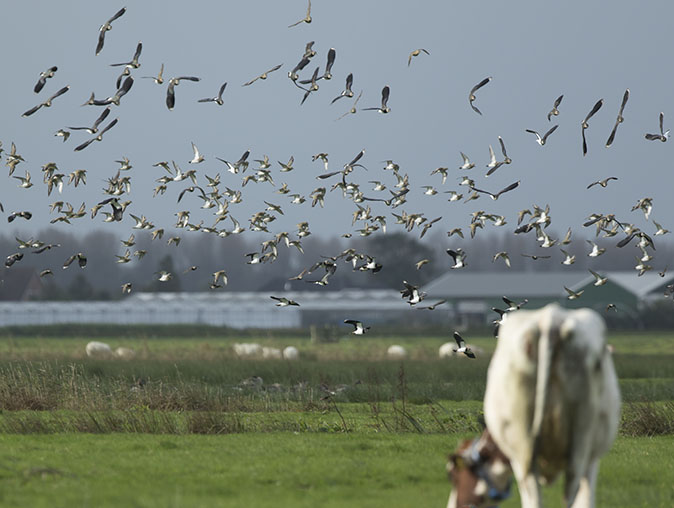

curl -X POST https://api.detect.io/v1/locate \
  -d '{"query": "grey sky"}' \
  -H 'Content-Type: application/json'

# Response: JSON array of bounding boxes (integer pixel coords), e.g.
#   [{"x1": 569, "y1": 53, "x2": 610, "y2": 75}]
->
[{"x1": 1, "y1": 1, "x2": 672, "y2": 246}]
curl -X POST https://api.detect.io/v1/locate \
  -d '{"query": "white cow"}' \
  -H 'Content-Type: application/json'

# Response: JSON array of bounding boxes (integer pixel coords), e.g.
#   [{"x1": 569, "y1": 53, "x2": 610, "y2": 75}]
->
[
  {"x1": 449, "y1": 304, "x2": 620, "y2": 508},
  {"x1": 451, "y1": 304, "x2": 620, "y2": 508},
  {"x1": 85, "y1": 341, "x2": 114, "y2": 358}
]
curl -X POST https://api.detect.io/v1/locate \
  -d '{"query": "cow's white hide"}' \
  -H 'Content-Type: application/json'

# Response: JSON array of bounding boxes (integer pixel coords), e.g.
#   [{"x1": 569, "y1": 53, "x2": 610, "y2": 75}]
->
[{"x1": 483, "y1": 303, "x2": 620, "y2": 508}]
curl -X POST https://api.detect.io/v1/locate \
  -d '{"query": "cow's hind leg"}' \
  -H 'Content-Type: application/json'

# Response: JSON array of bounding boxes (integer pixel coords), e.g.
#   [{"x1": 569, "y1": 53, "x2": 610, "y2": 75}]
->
[
  {"x1": 512, "y1": 463, "x2": 542, "y2": 508},
  {"x1": 569, "y1": 460, "x2": 599, "y2": 508}
]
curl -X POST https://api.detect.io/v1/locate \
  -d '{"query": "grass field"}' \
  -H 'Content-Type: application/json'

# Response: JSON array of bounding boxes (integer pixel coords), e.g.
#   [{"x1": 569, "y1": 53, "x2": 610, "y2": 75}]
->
[
  {"x1": 0, "y1": 330, "x2": 672, "y2": 507},
  {"x1": 0, "y1": 433, "x2": 672, "y2": 508}
]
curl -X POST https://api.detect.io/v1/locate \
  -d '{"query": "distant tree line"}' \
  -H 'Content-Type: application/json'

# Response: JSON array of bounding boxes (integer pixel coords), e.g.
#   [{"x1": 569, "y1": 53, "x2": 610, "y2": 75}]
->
[{"x1": 0, "y1": 227, "x2": 672, "y2": 301}]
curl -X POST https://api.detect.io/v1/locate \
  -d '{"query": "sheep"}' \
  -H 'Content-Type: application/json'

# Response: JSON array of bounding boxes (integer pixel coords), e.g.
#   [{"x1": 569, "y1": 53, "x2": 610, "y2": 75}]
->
[
  {"x1": 283, "y1": 346, "x2": 300, "y2": 360},
  {"x1": 85, "y1": 341, "x2": 113, "y2": 358},
  {"x1": 115, "y1": 347, "x2": 135, "y2": 359},
  {"x1": 233, "y1": 342, "x2": 263, "y2": 357},
  {"x1": 387, "y1": 345, "x2": 408, "y2": 359},
  {"x1": 262, "y1": 346, "x2": 282, "y2": 359},
  {"x1": 439, "y1": 342, "x2": 455, "y2": 358}
]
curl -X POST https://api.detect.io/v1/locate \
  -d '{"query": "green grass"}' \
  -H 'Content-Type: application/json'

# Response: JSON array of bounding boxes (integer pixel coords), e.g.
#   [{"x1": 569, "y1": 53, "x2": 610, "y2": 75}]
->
[
  {"x1": 0, "y1": 331, "x2": 672, "y2": 506},
  {"x1": 2, "y1": 329, "x2": 673, "y2": 360},
  {"x1": 0, "y1": 433, "x2": 671, "y2": 508}
]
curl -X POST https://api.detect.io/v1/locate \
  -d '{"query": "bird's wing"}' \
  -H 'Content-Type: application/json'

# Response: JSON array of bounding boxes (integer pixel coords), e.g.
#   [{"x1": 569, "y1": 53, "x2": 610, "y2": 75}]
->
[
  {"x1": 74, "y1": 138, "x2": 95, "y2": 152},
  {"x1": 99, "y1": 118, "x2": 119, "y2": 136},
  {"x1": 325, "y1": 48, "x2": 336, "y2": 73},
  {"x1": 381, "y1": 86, "x2": 390, "y2": 108},
  {"x1": 166, "y1": 83, "x2": 176, "y2": 109},
  {"x1": 469, "y1": 76, "x2": 491, "y2": 95},
  {"x1": 21, "y1": 104, "x2": 42, "y2": 117},
  {"x1": 117, "y1": 75, "x2": 134, "y2": 97},
  {"x1": 242, "y1": 76, "x2": 259, "y2": 87},
  {"x1": 107, "y1": 7, "x2": 126, "y2": 24},
  {"x1": 618, "y1": 89, "x2": 630, "y2": 116},
  {"x1": 605, "y1": 122, "x2": 619, "y2": 147},
  {"x1": 95, "y1": 31, "x2": 106, "y2": 55},
  {"x1": 92, "y1": 107, "x2": 111, "y2": 130},
  {"x1": 495, "y1": 180, "x2": 520, "y2": 198},
  {"x1": 498, "y1": 136, "x2": 508, "y2": 158},
  {"x1": 584, "y1": 98, "x2": 604, "y2": 124},
  {"x1": 542, "y1": 124, "x2": 559, "y2": 142}
]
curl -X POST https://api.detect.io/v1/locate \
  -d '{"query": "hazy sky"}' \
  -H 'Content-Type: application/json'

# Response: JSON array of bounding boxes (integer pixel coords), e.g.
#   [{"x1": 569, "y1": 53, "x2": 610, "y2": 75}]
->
[{"x1": 2, "y1": 1, "x2": 673, "y2": 247}]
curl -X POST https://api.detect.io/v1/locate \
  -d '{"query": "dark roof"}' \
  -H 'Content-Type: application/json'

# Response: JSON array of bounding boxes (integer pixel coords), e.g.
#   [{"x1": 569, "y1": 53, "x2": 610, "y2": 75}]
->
[
  {"x1": 423, "y1": 271, "x2": 583, "y2": 298},
  {"x1": 423, "y1": 270, "x2": 674, "y2": 300},
  {"x1": 0, "y1": 266, "x2": 43, "y2": 301}
]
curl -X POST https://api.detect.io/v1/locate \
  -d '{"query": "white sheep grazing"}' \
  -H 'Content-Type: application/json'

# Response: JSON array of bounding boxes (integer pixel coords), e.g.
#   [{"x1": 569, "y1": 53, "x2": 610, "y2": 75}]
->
[
  {"x1": 387, "y1": 345, "x2": 408, "y2": 359},
  {"x1": 262, "y1": 346, "x2": 282, "y2": 359},
  {"x1": 282, "y1": 346, "x2": 299, "y2": 360},
  {"x1": 233, "y1": 343, "x2": 263, "y2": 357},
  {"x1": 85, "y1": 341, "x2": 113, "y2": 358},
  {"x1": 439, "y1": 342, "x2": 455, "y2": 358},
  {"x1": 115, "y1": 347, "x2": 135, "y2": 359}
]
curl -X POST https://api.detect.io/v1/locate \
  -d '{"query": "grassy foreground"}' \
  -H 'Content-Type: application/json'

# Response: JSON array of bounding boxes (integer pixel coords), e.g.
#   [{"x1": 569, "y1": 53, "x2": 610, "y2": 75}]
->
[{"x1": 0, "y1": 433, "x2": 671, "y2": 508}]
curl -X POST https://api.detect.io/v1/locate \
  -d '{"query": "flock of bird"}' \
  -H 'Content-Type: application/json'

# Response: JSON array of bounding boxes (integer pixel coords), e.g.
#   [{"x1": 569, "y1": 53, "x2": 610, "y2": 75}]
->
[{"x1": 2, "y1": 4, "x2": 673, "y2": 347}]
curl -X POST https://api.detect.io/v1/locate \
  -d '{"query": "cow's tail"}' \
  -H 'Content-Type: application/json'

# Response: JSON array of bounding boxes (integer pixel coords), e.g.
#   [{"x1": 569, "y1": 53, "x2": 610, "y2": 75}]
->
[{"x1": 528, "y1": 310, "x2": 562, "y2": 475}]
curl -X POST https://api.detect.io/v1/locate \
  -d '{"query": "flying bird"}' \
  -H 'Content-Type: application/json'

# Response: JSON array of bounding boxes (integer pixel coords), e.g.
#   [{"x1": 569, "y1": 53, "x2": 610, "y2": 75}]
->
[
  {"x1": 363, "y1": 85, "x2": 391, "y2": 113},
  {"x1": 89, "y1": 75, "x2": 134, "y2": 106},
  {"x1": 447, "y1": 248, "x2": 467, "y2": 269},
  {"x1": 242, "y1": 64, "x2": 282, "y2": 86},
  {"x1": 22, "y1": 86, "x2": 69, "y2": 117},
  {"x1": 166, "y1": 76, "x2": 200, "y2": 110},
  {"x1": 452, "y1": 331, "x2": 476, "y2": 358},
  {"x1": 67, "y1": 107, "x2": 111, "y2": 134},
  {"x1": 458, "y1": 152, "x2": 474, "y2": 170},
  {"x1": 645, "y1": 112, "x2": 669, "y2": 142},
  {"x1": 271, "y1": 296, "x2": 300, "y2": 307},
  {"x1": 344, "y1": 319, "x2": 369, "y2": 335},
  {"x1": 96, "y1": 7, "x2": 126, "y2": 55},
  {"x1": 581, "y1": 98, "x2": 604, "y2": 156},
  {"x1": 33, "y1": 66, "x2": 58, "y2": 94},
  {"x1": 63, "y1": 252, "x2": 87, "y2": 269},
  {"x1": 468, "y1": 76, "x2": 491, "y2": 115},
  {"x1": 408, "y1": 48, "x2": 430, "y2": 66},
  {"x1": 469, "y1": 180, "x2": 520, "y2": 200},
  {"x1": 321, "y1": 48, "x2": 336, "y2": 80},
  {"x1": 605, "y1": 89, "x2": 629, "y2": 147},
  {"x1": 74, "y1": 118, "x2": 118, "y2": 152},
  {"x1": 525, "y1": 125, "x2": 559, "y2": 146},
  {"x1": 189, "y1": 142, "x2": 204, "y2": 164},
  {"x1": 198, "y1": 82, "x2": 227, "y2": 105},
  {"x1": 335, "y1": 90, "x2": 363, "y2": 121},
  {"x1": 547, "y1": 94, "x2": 563, "y2": 121},
  {"x1": 288, "y1": 0, "x2": 312, "y2": 27},
  {"x1": 331, "y1": 73, "x2": 354, "y2": 103},
  {"x1": 142, "y1": 63, "x2": 164, "y2": 84},
  {"x1": 564, "y1": 286, "x2": 584, "y2": 300},
  {"x1": 589, "y1": 269, "x2": 608, "y2": 286},
  {"x1": 587, "y1": 177, "x2": 618, "y2": 189}
]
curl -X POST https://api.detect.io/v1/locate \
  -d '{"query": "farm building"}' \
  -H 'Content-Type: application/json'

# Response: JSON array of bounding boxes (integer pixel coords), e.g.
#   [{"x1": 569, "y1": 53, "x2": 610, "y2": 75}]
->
[
  {"x1": 0, "y1": 290, "x2": 426, "y2": 329},
  {"x1": 422, "y1": 270, "x2": 674, "y2": 325},
  {"x1": 0, "y1": 271, "x2": 670, "y2": 329}
]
